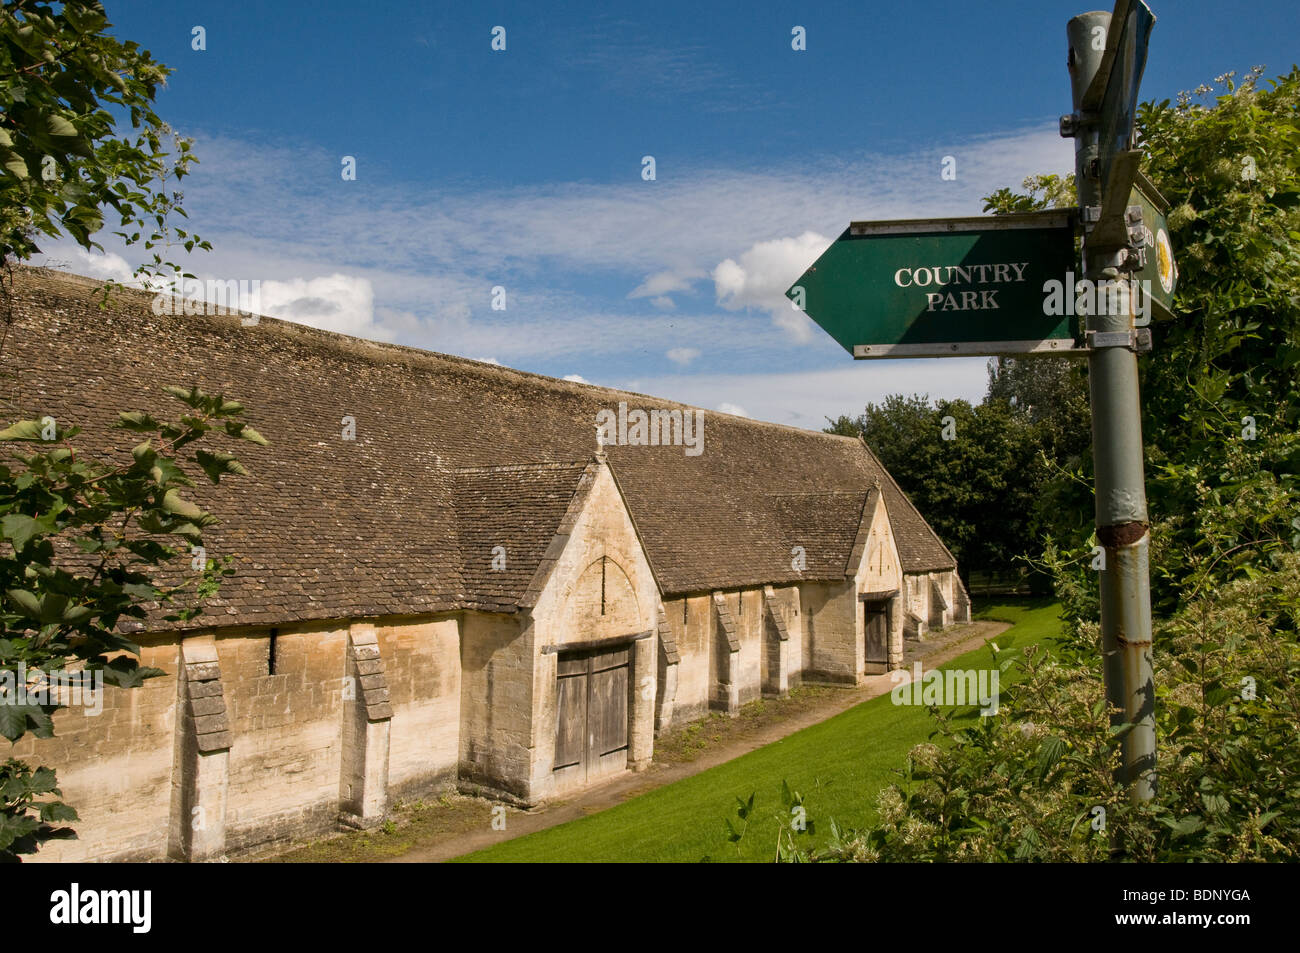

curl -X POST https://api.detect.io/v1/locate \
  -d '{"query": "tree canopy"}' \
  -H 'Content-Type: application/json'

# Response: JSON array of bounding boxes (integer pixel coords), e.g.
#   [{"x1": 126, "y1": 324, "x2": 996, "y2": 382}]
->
[{"x1": 0, "y1": 0, "x2": 206, "y2": 286}]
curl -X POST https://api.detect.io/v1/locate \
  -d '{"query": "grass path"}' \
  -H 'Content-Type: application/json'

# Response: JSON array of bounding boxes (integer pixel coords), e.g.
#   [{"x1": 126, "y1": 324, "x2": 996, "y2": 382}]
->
[{"x1": 457, "y1": 600, "x2": 1063, "y2": 863}]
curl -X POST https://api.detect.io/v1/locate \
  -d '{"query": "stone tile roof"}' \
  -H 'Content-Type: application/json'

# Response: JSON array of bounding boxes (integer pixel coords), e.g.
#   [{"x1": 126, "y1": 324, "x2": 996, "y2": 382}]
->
[
  {"x1": 454, "y1": 462, "x2": 592, "y2": 613},
  {"x1": 3, "y1": 267, "x2": 956, "y2": 629},
  {"x1": 769, "y1": 490, "x2": 871, "y2": 581}
]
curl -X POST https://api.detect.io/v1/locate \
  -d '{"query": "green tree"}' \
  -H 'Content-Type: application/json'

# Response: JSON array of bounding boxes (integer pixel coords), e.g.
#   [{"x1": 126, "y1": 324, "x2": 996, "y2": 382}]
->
[
  {"x1": 982, "y1": 172, "x2": 1076, "y2": 215},
  {"x1": 799, "y1": 67, "x2": 1300, "y2": 863},
  {"x1": 0, "y1": 1, "x2": 254, "y2": 860},
  {"x1": 0, "y1": 0, "x2": 207, "y2": 299},
  {"x1": 1133, "y1": 67, "x2": 1300, "y2": 611},
  {"x1": 828, "y1": 395, "x2": 1047, "y2": 586}
]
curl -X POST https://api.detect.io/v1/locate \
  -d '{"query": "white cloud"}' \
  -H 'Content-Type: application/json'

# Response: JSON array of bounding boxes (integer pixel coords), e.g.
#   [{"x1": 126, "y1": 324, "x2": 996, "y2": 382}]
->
[
  {"x1": 666, "y1": 346, "x2": 701, "y2": 366},
  {"x1": 628, "y1": 268, "x2": 705, "y2": 299},
  {"x1": 717, "y1": 402, "x2": 749, "y2": 418},
  {"x1": 649, "y1": 296, "x2": 675, "y2": 311},
  {"x1": 164, "y1": 125, "x2": 1071, "y2": 302},
  {"x1": 563, "y1": 374, "x2": 589, "y2": 384},
  {"x1": 475, "y1": 357, "x2": 502, "y2": 365},
  {"x1": 712, "y1": 231, "x2": 830, "y2": 342},
  {"x1": 257, "y1": 274, "x2": 387, "y2": 339},
  {"x1": 69, "y1": 249, "x2": 135, "y2": 284}
]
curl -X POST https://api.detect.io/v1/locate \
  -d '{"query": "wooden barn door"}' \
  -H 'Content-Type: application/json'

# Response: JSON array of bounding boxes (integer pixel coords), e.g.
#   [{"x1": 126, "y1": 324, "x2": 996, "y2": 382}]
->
[
  {"x1": 553, "y1": 646, "x2": 630, "y2": 786},
  {"x1": 864, "y1": 601, "x2": 889, "y2": 669}
]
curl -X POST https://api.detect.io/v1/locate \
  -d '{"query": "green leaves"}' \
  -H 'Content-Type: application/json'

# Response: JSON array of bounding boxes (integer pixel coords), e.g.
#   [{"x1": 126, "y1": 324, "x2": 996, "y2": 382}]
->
[
  {"x1": 0, "y1": 759, "x2": 79, "y2": 860},
  {"x1": 195, "y1": 450, "x2": 248, "y2": 483},
  {"x1": 0, "y1": 693, "x2": 55, "y2": 742},
  {"x1": 0, "y1": 0, "x2": 206, "y2": 286},
  {"x1": 118, "y1": 411, "x2": 162, "y2": 432},
  {"x1": 0, "y1": 381, "x2": 263, "y2": 859},
  {"x1": 160, "y1": 487, "x2": 203, "y2": 520},
  {"x1": 5, "y1": 588, "x2": 42, "y2": 618},
  {"x1": 0, "y1": 420, "x2": 50, "y2": 442},
  {"x1": 1035, "y1": 736, "x2": 1068, "y2": 781},
  {"x1": 2, "y1": 513, "x2": 51, "y2": 552},
  {"x1": 46, "y1": 114, "x2": 78, "y2": 138},
  {"x1": 224, "y1": 420, "x2": 268, "y2": 446},
  {"x1": 5, "y1": 590, "x2": 94, "y2": 626}
]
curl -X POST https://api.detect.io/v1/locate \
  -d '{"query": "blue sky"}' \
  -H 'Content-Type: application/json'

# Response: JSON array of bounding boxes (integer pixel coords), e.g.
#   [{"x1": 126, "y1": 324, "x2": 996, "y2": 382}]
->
[{"x1": 49, "y1": 0, "x2": 1300, "y2": 429}]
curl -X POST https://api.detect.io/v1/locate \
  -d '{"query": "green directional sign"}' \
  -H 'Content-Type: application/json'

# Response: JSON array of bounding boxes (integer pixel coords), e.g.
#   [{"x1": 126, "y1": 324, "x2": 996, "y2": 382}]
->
[{"x1": 786, "y1": 210, "x2": 1080, "y2": 359}]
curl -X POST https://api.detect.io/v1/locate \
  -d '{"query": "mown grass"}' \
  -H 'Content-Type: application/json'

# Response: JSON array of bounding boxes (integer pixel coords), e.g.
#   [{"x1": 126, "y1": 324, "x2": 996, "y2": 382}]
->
[{"x1": 457, "y1": 599, "x2": 1063, "y2": 863}]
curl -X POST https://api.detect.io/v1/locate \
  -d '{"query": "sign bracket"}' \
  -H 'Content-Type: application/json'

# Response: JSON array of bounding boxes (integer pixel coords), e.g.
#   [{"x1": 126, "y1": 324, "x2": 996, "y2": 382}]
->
[{"x1": 1086, "y1": 328, "x2": 1153, "y2": 353}]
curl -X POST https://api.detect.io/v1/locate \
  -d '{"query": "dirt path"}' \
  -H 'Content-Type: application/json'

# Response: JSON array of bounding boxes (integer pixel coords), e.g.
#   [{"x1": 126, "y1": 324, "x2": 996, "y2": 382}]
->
[{"x1": 264, "y1": 619, "x2": 1008, "y2": 864}]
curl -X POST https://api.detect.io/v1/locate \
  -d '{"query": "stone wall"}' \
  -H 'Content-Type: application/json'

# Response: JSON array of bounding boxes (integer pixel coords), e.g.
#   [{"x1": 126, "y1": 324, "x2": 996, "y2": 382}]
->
[
  {"x1": 525, "y1": 462, "x2": 658, "y2": 800},
  {"x1": 730, "y1": 589, "x2": 763, "y2": 708},
  {"x1": 376, "y1": 618, "x2": 460, "y2": 799},
  {"x1": 663, "y1": 593, "x2": 712, "y2": 724},
  {"x1": 458, "y1": 611, "x2": 531, "y2": 798},
  {"x1": 23, "y1": 611, "x2": 462, "y2": 863},
  {"x1": 762, "y1": 584, "x2": 801, "y2": 695},
  {"x1": 217, "y1": 623, "x2": 347, "y2": 854},
  {"x1": 10, "y1": 642, "x2": 178, "y2": 862},
  {"x1": 798, "y1": 580, "x2": 859, "y2": 683},
  {"x1": 903, "y1": 569, "x2": 967, "y2": 637}
]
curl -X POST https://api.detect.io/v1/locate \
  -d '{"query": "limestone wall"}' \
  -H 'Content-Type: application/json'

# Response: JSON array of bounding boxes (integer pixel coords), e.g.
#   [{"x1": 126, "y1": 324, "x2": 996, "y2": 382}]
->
[
  {"x1": 9, "y1": 641, "x2": 178, "y2": 862},
  {"x1": 525, "y1": 462, "x2": 658, "y2": 799},
  {"x1": 218, "y1": 624, "x2": 347, "y2": 854},
  {"x1": 376, "y1": 617, "x2": 460, "y2": 798},
  {"x1": 798, "y1": 580, "x2": 859, "y2": 683},
  {"x1": 776, "y1": 585, "x2": 803, "y2": 684},
  {"x1": 716, "y1": 589, "x2": 762, "y2": 707},
  {"x1": 763, "y1": 584, "x2": 802, "y2": 693},
  {"x1": 664, "y1": 593, "x2": 712, "y2": 724},
  {"x1": 458, "y1": 611, "x2": 531, "y2": 798},
  {"x1": 22, "y1": 611, "x2": 463, "y2": 862}
]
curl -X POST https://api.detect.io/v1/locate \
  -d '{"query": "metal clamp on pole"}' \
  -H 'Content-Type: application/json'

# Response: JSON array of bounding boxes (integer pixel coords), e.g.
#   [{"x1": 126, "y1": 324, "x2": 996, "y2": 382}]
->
[
  {"x1": 1059, "y1": 112, "x2": 1098, "y2": 138},
  {"x1": 1086, "y1": 328, "x2": 1152, "y2": 352}
]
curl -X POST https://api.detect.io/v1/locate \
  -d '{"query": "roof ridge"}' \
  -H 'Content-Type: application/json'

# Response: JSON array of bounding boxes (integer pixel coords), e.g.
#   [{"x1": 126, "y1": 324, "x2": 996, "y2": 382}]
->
[
  {"x1": 767, "y1": 489, "x2": 870, "y2": 497},
  {"x1": 454, "y1": 461, "x2": 589, "y2": 474}
]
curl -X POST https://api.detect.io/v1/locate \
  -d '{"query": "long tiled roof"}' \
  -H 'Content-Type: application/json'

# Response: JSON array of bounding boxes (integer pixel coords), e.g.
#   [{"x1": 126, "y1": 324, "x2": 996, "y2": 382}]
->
[{"x1": 3, "y1": 267, "x2": 956, "y2": 628}]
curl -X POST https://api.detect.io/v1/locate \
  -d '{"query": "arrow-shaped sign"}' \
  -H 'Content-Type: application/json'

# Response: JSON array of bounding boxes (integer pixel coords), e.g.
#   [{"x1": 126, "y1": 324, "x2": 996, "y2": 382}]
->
[{"x1": 786, "y1": 210, "x2": 1081, "y2": 359}]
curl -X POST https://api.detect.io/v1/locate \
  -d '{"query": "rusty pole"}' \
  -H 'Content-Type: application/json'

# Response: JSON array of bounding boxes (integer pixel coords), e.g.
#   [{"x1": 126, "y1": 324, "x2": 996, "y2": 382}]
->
[{"x1": 1067, "y1": 11, "x2": 1157, "y2": 800}]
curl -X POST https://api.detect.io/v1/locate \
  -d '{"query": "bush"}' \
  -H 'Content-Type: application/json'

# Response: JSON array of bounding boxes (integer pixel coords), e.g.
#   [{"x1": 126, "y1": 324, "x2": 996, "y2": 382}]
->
[{"x1": 816, "y1": 553, "x2": 1300, "y2": 862}]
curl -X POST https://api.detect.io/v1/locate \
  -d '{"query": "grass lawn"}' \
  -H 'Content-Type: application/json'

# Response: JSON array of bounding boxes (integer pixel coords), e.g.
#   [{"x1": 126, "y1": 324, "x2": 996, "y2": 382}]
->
[{"x1": 457, "y1": 599, "x2": 1064, "y2": 863}]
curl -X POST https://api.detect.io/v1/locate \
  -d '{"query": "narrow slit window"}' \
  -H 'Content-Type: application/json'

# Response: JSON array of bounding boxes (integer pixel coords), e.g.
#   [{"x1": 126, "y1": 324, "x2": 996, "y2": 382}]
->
[
  {"x1": 600, "y1": 555, "x2": 607, "y2": 615},
  {"x1": 268, "y1": 627, "x2": 279, "y2": 675}
]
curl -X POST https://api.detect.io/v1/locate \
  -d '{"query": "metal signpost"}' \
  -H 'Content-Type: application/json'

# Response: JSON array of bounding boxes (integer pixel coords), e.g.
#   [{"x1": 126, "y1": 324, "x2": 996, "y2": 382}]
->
[
  {"x1": 1067, "y1": 1, "x2": 1160, "y2": 801},
  {"x1": 787, "y1": 0, "x2": 1167, "y2": 800}
]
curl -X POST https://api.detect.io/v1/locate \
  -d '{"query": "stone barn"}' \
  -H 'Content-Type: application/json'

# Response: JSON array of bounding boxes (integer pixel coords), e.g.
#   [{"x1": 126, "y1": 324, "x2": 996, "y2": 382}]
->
[{"x1": 3, "y1": 268, "x2": 968, "y2": 861}]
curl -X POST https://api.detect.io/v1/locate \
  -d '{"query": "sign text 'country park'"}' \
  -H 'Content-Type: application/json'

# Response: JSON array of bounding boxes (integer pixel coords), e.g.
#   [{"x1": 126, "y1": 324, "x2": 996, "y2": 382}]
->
[{"x1": 785, "y1": 201, "x2": 1175, "y2": 360}]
